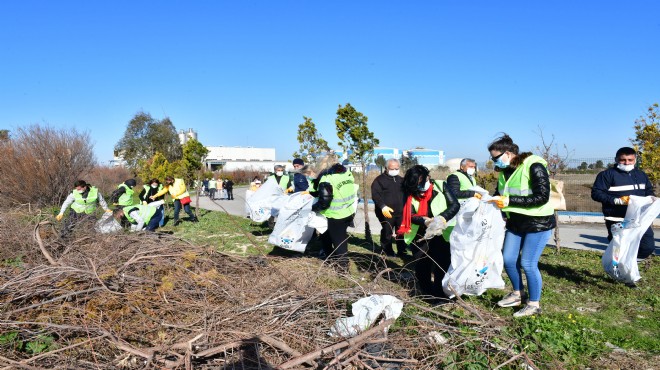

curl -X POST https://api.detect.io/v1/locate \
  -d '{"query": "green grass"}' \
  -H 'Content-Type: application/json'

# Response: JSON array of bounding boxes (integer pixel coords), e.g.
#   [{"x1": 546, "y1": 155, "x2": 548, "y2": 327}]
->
[{"x1": 168, "y1": 209, "x2": 659, "y2": 368}]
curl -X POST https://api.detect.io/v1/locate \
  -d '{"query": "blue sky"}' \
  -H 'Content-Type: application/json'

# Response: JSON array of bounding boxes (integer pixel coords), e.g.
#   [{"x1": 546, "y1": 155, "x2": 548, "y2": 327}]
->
[{"x1": 1, "y1": 1, "x2": 659, "y2": 165}]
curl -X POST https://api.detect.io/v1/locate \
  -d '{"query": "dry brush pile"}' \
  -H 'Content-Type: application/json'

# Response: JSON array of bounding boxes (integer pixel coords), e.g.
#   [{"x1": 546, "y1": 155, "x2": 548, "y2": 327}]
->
[{"x1": 0, "y1": 208, "x2": 541, "y2": 369}]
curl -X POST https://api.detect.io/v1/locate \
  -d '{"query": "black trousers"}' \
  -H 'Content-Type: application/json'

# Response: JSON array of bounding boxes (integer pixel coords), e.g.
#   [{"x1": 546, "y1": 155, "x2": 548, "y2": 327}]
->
[
  {"x1": 227, "y1": 188, "x2": 234, "y2": 200},
  {"x1": 414, "y1": 235, "x2": 451, "y2": 298},
  {"x1": 208, "y1": 188, "x2": 216, "y2": 200},
  {"x1": 605, "y1": 220, "x2": 656, "y2": 259},
  {"x1": 377, "y1": 214, "x2": 407, "y2": 255},
  {"x1": 320, "y1": 214, "x2": 354, "y2": 260}
]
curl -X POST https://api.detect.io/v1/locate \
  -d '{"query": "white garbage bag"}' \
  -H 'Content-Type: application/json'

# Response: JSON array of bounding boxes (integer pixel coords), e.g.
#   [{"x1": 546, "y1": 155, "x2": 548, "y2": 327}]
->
[
  {"x1": 602, "y1": 195, "x2": 660, "y2": 284},
  {"x1": 307, "y1": 212, "x2": 328, "y2": 234},
  {"x1": 268, "y1": 192, "x2": 316, "y2": 252},
  {"x1": 245, "y1": 179, "x2": 287, "y2": 222},
  {"x1": 95, "y1": 212, "x2": 122, "y2": 234},
  {"x1": 442, "y1": 196, "x2": 506, "y2": 298},
  {"x1": 329, "y1": 295, "x2": 403, "y2": 338}
]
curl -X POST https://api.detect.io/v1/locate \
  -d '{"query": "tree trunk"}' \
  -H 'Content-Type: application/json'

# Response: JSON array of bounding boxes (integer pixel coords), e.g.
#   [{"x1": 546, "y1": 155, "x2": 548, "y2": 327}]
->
[
  {"x1": 553, "y1": 210, "x2": 561, "y2": 253},
  {"x1": 362, "y1": 166, "x2": 372, "y2": 243}
]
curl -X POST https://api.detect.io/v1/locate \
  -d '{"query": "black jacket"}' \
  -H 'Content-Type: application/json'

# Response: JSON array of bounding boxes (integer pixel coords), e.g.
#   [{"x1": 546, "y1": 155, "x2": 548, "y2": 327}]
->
[
  {"x1": 371, "y1": 172, "x2": 404, "y2": 218},
  {"x1": 410, "y1": 181, "x2": 460, "y2": 229},
  {"x1": 494, "y1": 153, "x2": 556, "y2": 233},
  {"x1": 591, "y1": 167, "x2": 654, "y2": 218},
  {"x1": 446, "y1": 170, "x2": 477, "y2": 199},
  {"x1": 139, "y1": 186, "x2": 165, "y2": 203}
]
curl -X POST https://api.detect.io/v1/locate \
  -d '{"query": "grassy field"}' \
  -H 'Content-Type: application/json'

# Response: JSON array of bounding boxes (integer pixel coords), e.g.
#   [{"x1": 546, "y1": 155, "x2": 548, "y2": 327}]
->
[{"x1": 162, "y1": 207, "x2": 659, "y2": 369}]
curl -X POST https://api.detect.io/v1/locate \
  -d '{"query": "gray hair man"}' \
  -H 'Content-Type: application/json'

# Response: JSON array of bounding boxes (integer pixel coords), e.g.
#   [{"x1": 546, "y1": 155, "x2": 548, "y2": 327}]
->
[
  {"x1": 370, "y1": 158, "x2": 407, "y2": 257},
  {"x1": 446, "y1": 158, "x2": 481, "y2": 203}
]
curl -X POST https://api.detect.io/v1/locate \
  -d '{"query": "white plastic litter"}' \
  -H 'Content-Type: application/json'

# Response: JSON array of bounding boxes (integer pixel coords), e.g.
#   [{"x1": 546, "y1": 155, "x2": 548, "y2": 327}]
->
[
  {"x1": 442, "y1": 196, "x2": 506, "y2": 298},
  {"x1": 245, "y1": 179, "x2": 287, "y2": 222},
  {"x1": 329, "y1": 295, "x2": 403, "y2": 338},
  {"x1": 602, "y1": 195, "x2": 660, "y2": 284},
  {"x1": 307, "y1": 212, "x2": 328, "y2": 234},
  {"x1": 268, "y1": 192, "x2": 316, "y2": 252},
  {"x1": 421, "y1": 216, "x2": 448, "y2": 240},
  {"x1": 95, "y1": 212, "x2": 122, "y2": 234}
]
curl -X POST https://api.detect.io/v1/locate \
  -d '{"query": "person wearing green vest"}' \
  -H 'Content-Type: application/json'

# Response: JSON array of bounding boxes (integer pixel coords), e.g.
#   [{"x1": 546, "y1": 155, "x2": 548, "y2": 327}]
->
[
  {"x1": 397, "y1": 165, "x2": 459, "y2": 299},
  {"x1": 311, "y1": 162, "x2": 357, "y2": 272},
  {"x1": 487, "y1": 133, "x2": 556, "y2": 318},
  {"x1": 446, "y1": 158, "x2": 483, "y2": 203},
  {"x1": 56, "y1": 180, "x2": 111, "y2": 237},
  {"x1": 113, "y1": 201, "x2": 163, "y2": 232},
  {"x1": 268, "y1": 164, "x2": 292, "y2": 192},
  {"x1": 139, "y1": 178, "x2": 165, "y2": 227},
  {"x1": 111, "y1": 179, "x2": 137, "y2": 207}
]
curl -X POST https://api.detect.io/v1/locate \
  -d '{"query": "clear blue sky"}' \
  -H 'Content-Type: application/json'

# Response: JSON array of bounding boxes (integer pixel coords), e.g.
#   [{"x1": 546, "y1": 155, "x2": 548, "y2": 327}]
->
[{"x1": 1, "y1": 1, "x2": 659, "y2": 165}]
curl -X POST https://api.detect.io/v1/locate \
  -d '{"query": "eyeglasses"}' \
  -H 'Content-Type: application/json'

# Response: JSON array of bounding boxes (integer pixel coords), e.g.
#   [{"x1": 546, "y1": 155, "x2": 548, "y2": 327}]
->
[{"x1": 491, "y1": 152, "x2": 506, "y2": 161}]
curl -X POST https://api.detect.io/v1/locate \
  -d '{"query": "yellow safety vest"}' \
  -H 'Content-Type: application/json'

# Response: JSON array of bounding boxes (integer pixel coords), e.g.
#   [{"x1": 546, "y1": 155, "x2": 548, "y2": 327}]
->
[
  {"x1": 497, "y1": 155, "x2": 554, "y2": 217},
  {"x1": 71, "y1": 186, "x2": 99, "y2": 214},
  {"x1": 319, "y1": 172, "x2": 357, "y2": 219}
]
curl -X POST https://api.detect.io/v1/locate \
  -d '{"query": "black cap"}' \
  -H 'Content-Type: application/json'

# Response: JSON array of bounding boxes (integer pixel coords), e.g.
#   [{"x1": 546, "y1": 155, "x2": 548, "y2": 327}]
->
[
  {"x1": 125, "y1": 179, "x2": 137, "y2": 187},
  {"x1": 293, "y1": 158, "x2": 304, "y2": 166}
]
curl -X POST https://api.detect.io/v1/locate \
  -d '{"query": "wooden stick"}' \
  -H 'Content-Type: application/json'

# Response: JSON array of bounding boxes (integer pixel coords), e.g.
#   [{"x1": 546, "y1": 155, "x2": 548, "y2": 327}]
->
[
  {"x1": 33, "y1": 221, "x2": 58, "y2": 265},
  {"x1": 410, "y1": 302, "x2": 484, "y2": 326}
]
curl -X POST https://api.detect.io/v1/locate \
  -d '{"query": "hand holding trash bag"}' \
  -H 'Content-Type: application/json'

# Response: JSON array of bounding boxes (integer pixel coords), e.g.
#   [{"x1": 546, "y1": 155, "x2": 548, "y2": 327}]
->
[
  {"x1": 488, "y1": 196, "x2": 509, "y2": 209},
  {"x1": 614, "y1": 195, "x2": 630, "y2": 205}
]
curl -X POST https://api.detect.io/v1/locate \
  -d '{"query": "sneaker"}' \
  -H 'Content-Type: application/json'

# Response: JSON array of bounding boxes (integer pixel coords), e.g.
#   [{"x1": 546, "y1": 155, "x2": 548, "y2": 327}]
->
[
  {"x1": 513, "y1": 305, "x2": 541, "y2": 318},
  {"x1": 497, "y1": 292, "x2": 522, "y2": 307},
  {"x1": 173, "y1": 220, "x2": 181, "y2": 226}
]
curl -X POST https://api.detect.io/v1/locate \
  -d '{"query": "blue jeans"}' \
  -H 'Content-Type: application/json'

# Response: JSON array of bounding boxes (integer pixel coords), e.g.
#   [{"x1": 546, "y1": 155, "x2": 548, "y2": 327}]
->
[
  {"x1": 146, "y1": 207, "x2": 163, "y2": 231},
  {"x1": 157, "y1": 205, "x2": 165, "y2": 227},
  {"x1": 502, "y1": 229, "x2": 552, "y2": 302},
  {"x1": 173, "y1": 199, "x2": 196, "y2": 222}
]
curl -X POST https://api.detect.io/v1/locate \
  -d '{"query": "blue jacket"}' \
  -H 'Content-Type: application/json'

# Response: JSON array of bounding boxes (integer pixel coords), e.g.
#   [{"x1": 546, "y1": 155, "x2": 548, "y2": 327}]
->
[
  {"x1": 293, "y1": 172, "x2": 309, "y2": 193},
  {"x1": 591, "y1": 167, "x2": 655, "y2": 218}
]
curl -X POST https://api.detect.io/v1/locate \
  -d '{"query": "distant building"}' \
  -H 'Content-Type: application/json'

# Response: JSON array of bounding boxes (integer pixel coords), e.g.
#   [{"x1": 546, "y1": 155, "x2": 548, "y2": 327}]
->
[
  {"x1": 204, "y1": 146, "x2": 290, "y2": 172},
  {"x1": 407, "y1": 148, "x2": 445, "y2": 167},
  {"x1": 178, "y1": 128, "x2": 198, "y2": 145},
  {"x1": 373, "y1": 147, "x2": 401, "y2": 161},
  {"x1": 329, "y1": 146, "x2": 445, "y2": 171}
]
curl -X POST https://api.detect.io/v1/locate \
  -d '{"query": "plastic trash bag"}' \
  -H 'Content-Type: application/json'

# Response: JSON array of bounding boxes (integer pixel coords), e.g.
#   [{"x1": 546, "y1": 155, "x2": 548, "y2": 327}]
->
[
  {"x1": 95, "y1": 212, "x2": 122, "y2": 234},
  {"x1": 245, "y1": 178, "x2": 287, "y2": 222},
  {"x1": 442, "y1": 196, "x2": 506, "y2": 298},
  {"x1": 329, "y1": 295, "x2": 403, "y2": 338},
  {"x1": 307, "y1": 212, "x2": 328, "y2": 234},
  {"x1": 602, "y1": 195, "x2": 660, "y2": 284},
  {"x1": 421, "y1": 216, "x2": 448, "y2": 240},
  {"x1": 268, "y1": 192, "x2": 316, "y2": 252}
]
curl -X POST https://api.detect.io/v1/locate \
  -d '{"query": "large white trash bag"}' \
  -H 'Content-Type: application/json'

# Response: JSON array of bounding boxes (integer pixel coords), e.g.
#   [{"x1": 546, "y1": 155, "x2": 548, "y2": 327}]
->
[
  {"x1": 442, "y1": 196, "x2": 506, "y2": 298},
  {"x1": 268, "y1": 192, "x2": 316, "y2": 252},
  {"x1": 329, "y1": 295, "x2": 403, "y2": 338},
  {"x1": 95, "y1": 212, "x2": 122, "y2": 234},
  {"x1": 245, "y1": 178, "x2": 287, "y2": 222},
  {"x1": 602, "y1": 195, "x2": 660, "y2": 284}
]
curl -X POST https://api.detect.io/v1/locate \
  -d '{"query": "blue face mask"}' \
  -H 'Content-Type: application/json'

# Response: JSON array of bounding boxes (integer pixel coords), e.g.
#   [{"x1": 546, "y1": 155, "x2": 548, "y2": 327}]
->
[{"x1": 493, "y1": 153, "x2": 510, "y2": 169}]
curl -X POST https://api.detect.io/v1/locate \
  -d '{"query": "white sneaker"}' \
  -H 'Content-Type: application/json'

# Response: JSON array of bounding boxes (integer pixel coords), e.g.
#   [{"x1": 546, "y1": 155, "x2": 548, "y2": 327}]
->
[
  {"x1": 497, "y1": 292, "x2": 522, "y2": 307},
  {"x1": 513, "y1": 305, "x2": 541, "y2": 318}
]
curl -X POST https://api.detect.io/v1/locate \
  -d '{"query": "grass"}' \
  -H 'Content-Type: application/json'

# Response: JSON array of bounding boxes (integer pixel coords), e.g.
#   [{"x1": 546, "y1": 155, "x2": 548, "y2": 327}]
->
[{"x1": 160, "y1": 206, "x2": 659, "y2": 368}]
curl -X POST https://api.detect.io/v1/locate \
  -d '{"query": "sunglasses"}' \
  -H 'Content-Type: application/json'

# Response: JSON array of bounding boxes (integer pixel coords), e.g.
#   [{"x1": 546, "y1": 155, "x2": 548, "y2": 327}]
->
[{"x1": 491, "y1": 152, "x2": 506, "y2": 161}]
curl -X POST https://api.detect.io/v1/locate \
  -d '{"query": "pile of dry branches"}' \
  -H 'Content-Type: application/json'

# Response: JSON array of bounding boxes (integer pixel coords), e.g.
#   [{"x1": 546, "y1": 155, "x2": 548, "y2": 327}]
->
[{"x1": 0, "y1": 209, "x2": 537, "y2": 369}]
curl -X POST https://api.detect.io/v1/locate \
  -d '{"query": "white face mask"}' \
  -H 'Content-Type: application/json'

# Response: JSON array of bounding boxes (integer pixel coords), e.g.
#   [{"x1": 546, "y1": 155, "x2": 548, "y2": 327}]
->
[
  {"x1": 419, "y1": 181, "x2": 431, "y2": 192},
  {"x1": 276, "y1": 171, "x2": 284, "y2": 176},
  {"x1": 388, "y1": 169, "x2": 400, "y2": 177},
  {"x1": 76, "y1": 189, "x2": 85, "y2": 194},
  {"x1": 151, "y1": 184, "x2": 158, "y2": 188},
  {"x1": 466, "y1": 168, "x2": 476, "y2": 176},
  {"x1": 617, "y1": 163, "x2": 635, "y2": 172}
]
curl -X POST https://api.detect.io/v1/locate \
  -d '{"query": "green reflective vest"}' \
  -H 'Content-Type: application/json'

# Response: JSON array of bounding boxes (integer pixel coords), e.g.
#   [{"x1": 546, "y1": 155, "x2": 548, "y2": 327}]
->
[
  {"x1": 123, "y1": 205, "x2": 157, "y2": 225},
  {"x1": 450, "y1": 171, "x2": 476, "y2": 201},
  {"x1": 268, "y1": 174, "x2": 291, "y2": 191},
  {"x1": 497, "y1": 155, "x2": 554, "y2": 217},
  {"x1": 71, "y1": 186, "x2": 99, "y2": 214},
  {"x1": 142, "y1": 184, "x2": 163, "y2": 201},
  {"x1": 319, "y1": 172, "x2": 357, "y2": 219},
  {"x1": 404, "y1": 180, "x2": 454, "y2": 244},
  {"x1": 117, "y1": 183, "x2": 135, "y2": 206}
]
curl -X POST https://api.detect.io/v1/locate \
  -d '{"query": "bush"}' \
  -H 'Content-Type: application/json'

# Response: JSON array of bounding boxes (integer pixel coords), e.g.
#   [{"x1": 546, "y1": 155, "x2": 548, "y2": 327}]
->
[
  {"x1": 0, "y1": 125, "x2": 95, "y2": 208},
  {"x1": 87, "y1": 165, "x2": 134, "y2": 196}
]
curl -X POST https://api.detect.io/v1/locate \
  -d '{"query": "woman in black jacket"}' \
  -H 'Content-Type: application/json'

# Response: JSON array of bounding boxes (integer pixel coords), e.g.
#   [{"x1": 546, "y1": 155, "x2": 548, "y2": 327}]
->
[
  {"x1": 398, "y1": 165, "x2": 459, "y2": 299},
  {"x1": 488, "y1": 134, "x2": 556, "y2": 317}
]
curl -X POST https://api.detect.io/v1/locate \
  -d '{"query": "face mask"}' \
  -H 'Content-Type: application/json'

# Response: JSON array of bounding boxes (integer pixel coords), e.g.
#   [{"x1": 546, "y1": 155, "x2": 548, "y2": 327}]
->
[
  {"x1": 276, "y1": 171, "x2": 284, "y2": 176},
  {"x1": 466, "y1": 168, "x2": 476, "y2": 176},
  {"x1": 617, "y1": 163, "x2": 635, "y2": 172},
  {"x1": 151, "y1": 184, "x2": 158, "y2": 188},
  {"x1": 388, "y1": 169, "x2": 400, "y2": 177},
  {"x1": 494, "y1": 153, "x2": 510, "y2": 169},
  {"x1": 418, "y1": 181, "x2": 431, "y2": 192},
  {"x1": 76, "y1": 189, "x2": 85, "y2": 194}
]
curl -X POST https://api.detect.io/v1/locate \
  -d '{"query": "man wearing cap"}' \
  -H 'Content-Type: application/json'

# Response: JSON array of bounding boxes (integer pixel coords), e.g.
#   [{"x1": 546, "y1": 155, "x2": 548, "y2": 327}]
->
[{"x1": 291, "y1": 158, "x2": 310, "y2": 193}]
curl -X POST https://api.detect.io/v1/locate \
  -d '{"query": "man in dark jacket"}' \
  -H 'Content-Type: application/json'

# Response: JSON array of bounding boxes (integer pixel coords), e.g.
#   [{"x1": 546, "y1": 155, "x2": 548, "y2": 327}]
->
[
  {"x1": 224, "y1": 179, "x2": 234, "y2": 200},
  {"x1": 447, "y1": 158, "x2": 482, "y2": 202},
  {"x1": 591, "y1": 147, "x2": 656, "y2": 260},
  {"x1": 371, "y1": 158, "x2": 407, "y2": 256}
]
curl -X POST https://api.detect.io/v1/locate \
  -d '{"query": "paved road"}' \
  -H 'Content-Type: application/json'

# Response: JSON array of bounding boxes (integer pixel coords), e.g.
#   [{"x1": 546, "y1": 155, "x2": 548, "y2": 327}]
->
[{"x1": 194, "y1": 187, "x2": 660, "y2": 255}]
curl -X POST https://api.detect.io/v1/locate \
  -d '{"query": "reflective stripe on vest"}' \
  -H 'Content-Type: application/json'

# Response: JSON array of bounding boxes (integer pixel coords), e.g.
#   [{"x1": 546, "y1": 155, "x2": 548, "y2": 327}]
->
[
  {"x1": 497, "y1": 155, "x2": 554, "y2": 217},
  {"x1": 451, "y1": 171, "x2": 476, "y2": 200},
  {"x1": 71, "y1": 186, "x2": 98, "y2": 214},
  {"x1": 320, "y1": 172, "x2": 357, "y2": 219},
  {"x1": 117, "y1": 183, "x2": 134, "y2": 206},
  {"x1": 404, "y1": 180, "x2": 454, "y2": 244},
  {"x1": 123, "y1": 205, "x2": 157, "y2": 224}
]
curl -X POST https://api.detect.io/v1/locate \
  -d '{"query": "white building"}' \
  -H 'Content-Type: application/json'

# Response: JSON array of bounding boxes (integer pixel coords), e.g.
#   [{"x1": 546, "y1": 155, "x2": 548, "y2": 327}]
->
[{"x1": 204, "y1": 146, "x2": 291, "y2": 172}]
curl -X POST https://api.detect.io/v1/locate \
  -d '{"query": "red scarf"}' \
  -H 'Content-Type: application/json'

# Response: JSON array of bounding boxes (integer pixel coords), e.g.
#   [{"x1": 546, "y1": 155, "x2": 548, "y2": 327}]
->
[{"x1": 397, "y1": 184, "x2": 434, "y2": 235}]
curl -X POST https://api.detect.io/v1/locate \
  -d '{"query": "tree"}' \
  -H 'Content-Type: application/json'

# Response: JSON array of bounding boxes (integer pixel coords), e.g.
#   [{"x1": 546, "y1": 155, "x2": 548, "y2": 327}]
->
[
  {"x1": 399, "y1": 151, "x2": 418, "y2": 172},
  {"x1": 578, "y1": 162, "x2": 588, "y2": 171},
  {"x1": 137, "y1": 152, "x2": 174, "y2": 184},
  {"x1": 115, "y1": 112, "x2": 182, "y2": 170},
  {"x1": 375, "y1": 155, "x2": 387, "y2": 174},
  {"x1": 631, "y1": 103, "x2": 660, "y2": 187},
  {"x1": 0, "y1": 129, "x2": 9, "y2": 142},
  {"x1": 595, "y1": 160, "x2": 604, "y2": 169},
  {"x1": 292, "y1": 116, "x2": 331, "y2": 164},
  {"x1": 335, "y1": 103, "x2": 380, "y2": 243},
  {"x1": 181, "y1": 138, "x2": 209, "y2": 184}
]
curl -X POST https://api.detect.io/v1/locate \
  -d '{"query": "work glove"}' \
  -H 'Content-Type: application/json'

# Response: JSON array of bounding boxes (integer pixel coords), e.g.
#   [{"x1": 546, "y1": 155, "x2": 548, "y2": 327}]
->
[
  {"x1": 489, "y1": 196, "x2": 509, "y2": 209},
  {"x1": 55, "y1": 213, "x2": 64, "y2": 221},
  {"x1": 614, "y1": 196, "x2": 630, "y2": 205},
  {"x1": 474, "y1": 193, "x2": 483, "y2": 200},
  {"x1": 105, "y1": 209, "x2": 113, "y2": 213},
  {"x1": 142, "y1": 201, "x2": 148, "y2": 205},
  {"x1": 382, "y1": 206, "x2": 394, "y2": 219},
  {"x1": 286, "y1": 187, "x2": 294, "y2": 193},
  {"x1": 300, "y1": 191, "x2": 310, "y2": 195}
]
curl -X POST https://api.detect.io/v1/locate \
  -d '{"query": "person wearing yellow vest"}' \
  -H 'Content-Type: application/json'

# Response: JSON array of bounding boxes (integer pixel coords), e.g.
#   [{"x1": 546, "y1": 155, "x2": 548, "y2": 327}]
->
[
  {"x1": 397, "y1": 165, "x2": 459, "y2": 299},
  {"x1": 311, "y1": 162, "x2": 357, "y2": 271},
  {"x1": 56, "y1": 180, "x2": 111, "y2": 237},
  {"x1": 487, "y1": 134, "x2": 556, "y2": 318},
  {"x1": 139, "y1": 178, "x2": 165, "y2": 228},
  {"x1": 151, "y1": 176, "x2": 198, "y2": 226},
  {"x1": 446, "y1": 158, "x2": 483, "y2": 203},
  {"x1": 268, "y1": 164, "x2": 292, "y2": 192},
  {"x1": 111, "y1": 179, "x2": 137, "y2": 207},
  {"x1": 113, "y1": 201, "x2": 164, "y2": 232}
]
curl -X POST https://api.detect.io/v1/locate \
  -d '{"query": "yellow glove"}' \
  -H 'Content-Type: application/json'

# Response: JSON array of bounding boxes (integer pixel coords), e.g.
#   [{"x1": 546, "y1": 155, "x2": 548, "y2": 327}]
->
[
  {"x1": 615, "y1": 195, "x2": 630, "y2": 205},
  {"x1": 474, "y1": 193, "x2": 483, "y2": 200},
  {"x1": 105, "y1": 209, "x2": 113, "y2": 213},
  {"x1": 142, "y1": 201, "x2": 148, "y2": 205},
  {"x1": 382, "y1": 206, "x2": 394, "y2": 219},
  {"x1": 489, "y1": 196, "x2": 509, "y2": 209},
  {"x1": 56, "y1": 213, "x2": 64, "y2": 221},
  {"x1": 300, "y1": 191, "x2": 310, "y2": 195},
  {"x1": 286, "y1": 187, "x2": 294, "y2": 193}
]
